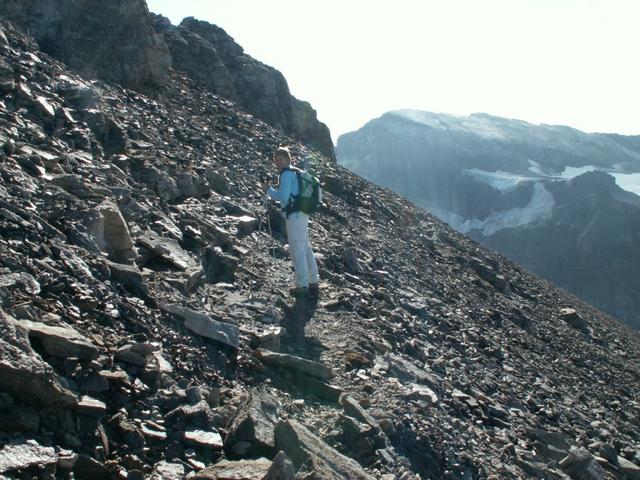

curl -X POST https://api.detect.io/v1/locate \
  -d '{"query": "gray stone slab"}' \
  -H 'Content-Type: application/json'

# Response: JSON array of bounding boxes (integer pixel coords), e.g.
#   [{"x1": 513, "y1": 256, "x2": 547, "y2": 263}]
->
[
  {"x1": 254, "y1": 349, "x2": 332, "y2": 380},
  {"x1": 160, "y1": 303, "x2": 239, "y2": 348},
  {"x1": 193, "y1": 458, "x2": 272, "y2": 480},
  {"x1": 19, "y1": 319, "x2": 99, "y2": 360}
]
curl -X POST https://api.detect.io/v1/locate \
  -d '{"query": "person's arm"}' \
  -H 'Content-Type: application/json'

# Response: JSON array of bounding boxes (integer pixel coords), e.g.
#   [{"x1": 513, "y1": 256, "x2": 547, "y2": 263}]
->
[{"x1": 267, "y1": 170, "x2": 295, "y2": 207}]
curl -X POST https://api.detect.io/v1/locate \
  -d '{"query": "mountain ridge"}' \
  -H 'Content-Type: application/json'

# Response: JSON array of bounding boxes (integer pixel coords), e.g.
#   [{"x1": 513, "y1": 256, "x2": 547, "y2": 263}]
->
[
  {"x1": 337, "y1": 109, "x2": 640, "y2": 329},
  {"x1": 376, "y1": 109, "x2": 640, "y2": 170}
]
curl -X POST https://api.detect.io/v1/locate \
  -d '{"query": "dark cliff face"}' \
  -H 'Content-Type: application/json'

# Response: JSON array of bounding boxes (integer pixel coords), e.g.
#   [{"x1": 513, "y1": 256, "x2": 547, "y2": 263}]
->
[
  {"x1": 474, "y1": 172, "x2": 640, "y2": 329},
  {"x1": 337, "y1": 110, "x2": 640, "y2": 329},
  {"x1": 0, "y1": 1, "x2": 335, "y2": 160},
  {"x1": 0, "y1": 0, "x2": 171, "y2": 91}
]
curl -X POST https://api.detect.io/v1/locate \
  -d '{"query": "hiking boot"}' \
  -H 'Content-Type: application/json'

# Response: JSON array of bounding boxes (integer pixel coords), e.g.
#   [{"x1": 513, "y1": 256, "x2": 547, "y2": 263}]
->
[
  {"x1": 289, "y1": 286, "x2": 309, "y2": 297},
  {"x1": 308, "y1": 283, "x2": 320, "y2": 297}
]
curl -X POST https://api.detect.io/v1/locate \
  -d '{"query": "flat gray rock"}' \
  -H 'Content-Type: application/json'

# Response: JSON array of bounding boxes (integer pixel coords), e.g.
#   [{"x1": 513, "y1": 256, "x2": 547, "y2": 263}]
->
[
  {"x1": 160, "y1": 303, "x2": 239, "y2": 348},
  {"x1": 254, "y1": 349, "x2": 333, "y2": 380},
  {"x1": 105, "y1": 260, "x2": 155, "y2": 305},
  {"x1": 19, "y1": 319, "x2": 99, "y2": 360},
  {"x1": 183, "y1": 429, "x2": 223, "y2": 450},
  {"x1": 618, "y1": 456, "x2": 640, "y2": 480},
  {"x1": 76, "y1": 395, "x2": 107, "y2": 417},
  {"x1": 150, "y1": 461, "x2": 184, "y2": 480},
  {"x1": 139, "y1": 229, "x2": 196, "y2": 270},
  {"x1": 193, "y1": 458, "x2": 272, "y2": 480}
]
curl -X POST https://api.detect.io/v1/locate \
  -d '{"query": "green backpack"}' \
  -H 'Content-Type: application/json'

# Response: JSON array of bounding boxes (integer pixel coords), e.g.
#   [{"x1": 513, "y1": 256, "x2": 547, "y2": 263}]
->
[{"x1": 283, "y1": 166, "x2": 322, "y2": 215}]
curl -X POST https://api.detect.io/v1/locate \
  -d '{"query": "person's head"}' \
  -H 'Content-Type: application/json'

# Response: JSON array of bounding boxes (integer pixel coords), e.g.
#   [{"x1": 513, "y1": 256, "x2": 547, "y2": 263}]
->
[{"x1": 273, "y1": 146, "x2": 292, "y2": 170}]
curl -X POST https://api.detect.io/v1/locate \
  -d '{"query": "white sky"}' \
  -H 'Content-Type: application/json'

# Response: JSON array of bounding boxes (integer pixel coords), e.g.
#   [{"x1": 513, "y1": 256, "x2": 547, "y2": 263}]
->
[{"x1": 146, "y1": 0, "x2": 640, "y2": 144}]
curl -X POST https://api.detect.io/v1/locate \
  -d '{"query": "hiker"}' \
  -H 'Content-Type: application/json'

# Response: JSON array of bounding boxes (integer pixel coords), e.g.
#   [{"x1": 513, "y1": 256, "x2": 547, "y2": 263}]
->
[{"x1": 262, "y1": 146, "x2": 319, "y2": 297}]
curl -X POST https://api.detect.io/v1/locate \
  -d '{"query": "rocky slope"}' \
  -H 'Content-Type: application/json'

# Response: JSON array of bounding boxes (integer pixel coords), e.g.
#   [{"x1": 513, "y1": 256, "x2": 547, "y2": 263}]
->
[
  {"x1": 336, "y1": 110, "x2": 640, "y2": 329},
  {"x1": 1, "y1": 13, "x2": 640, "y2": 480},
  {"x1": 0, "y1": 0, "x2": 334, "y2": 161}
]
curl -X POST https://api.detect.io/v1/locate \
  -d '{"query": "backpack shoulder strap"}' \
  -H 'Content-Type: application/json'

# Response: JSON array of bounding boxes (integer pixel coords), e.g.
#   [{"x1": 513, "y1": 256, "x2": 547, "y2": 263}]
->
[
  {"x1": 279, "y1": 165, "x2": 300, "y2": 178},
  {"x1": 280, "y1": 165, "x2": 301, "y2": 175},
  {"x1": 279, "y1": 166, "x2": 302, "y2": 216},
  {"x1": 280, "y1": 166, "x2": 302, "y2": 189}
]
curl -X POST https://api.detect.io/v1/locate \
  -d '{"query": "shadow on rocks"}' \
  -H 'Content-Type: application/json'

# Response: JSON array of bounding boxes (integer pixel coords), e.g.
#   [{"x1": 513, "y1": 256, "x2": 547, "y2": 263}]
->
[{"x1": 282, "y1": 295, "x2": 318, "y2": 345}]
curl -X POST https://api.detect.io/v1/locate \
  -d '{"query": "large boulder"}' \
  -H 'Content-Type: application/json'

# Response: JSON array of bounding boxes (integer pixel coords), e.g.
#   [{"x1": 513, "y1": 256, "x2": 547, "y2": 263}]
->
[
  {"x1": 0, "y1": 310, "x2": 76, "y2": 408},
  {"x1": 275, "y1": 420, "x2": 375, "y2": 480},
  {"x1": 224, "y1": 390, "x2": 281, "y2": 458},
  {"x1": 87, "y1": 200, "x2": 136, "y2": 264}
]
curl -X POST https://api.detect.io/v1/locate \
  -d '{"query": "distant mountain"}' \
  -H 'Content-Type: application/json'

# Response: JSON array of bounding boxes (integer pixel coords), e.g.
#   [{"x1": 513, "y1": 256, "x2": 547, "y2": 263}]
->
[{"x1": 337, "y1": 110, "x2": 640, "y2": 328}]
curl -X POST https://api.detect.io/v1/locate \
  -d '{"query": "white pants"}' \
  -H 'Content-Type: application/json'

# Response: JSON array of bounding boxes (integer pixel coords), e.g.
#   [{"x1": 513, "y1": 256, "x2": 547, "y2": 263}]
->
[{"x1": 285, "y1": 212, "x2": 319, "y2": 288}]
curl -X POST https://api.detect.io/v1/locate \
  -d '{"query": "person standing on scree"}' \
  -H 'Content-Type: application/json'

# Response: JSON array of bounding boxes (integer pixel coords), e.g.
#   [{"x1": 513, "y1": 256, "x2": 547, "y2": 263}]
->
[{"x1": 262, "y1": 147, "x2": 319, "y2": 297}]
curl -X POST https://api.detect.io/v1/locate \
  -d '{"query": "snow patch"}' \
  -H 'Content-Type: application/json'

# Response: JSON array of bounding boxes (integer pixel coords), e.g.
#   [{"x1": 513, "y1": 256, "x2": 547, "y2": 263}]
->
[
  {"x1": 392, "y1": 110, "x2": 508, "y2": 140},
  {"x1": 462, "y1": 168, "x2": 535, "y2": 192},
  {"x1": 527, "y1": 160, "x2": 547, "y2": 176},
  {"x1": 558, "y1": 165, "x2": 598, "y2": 179},
  {"x1": 445, "y1": 182, "x2": 556, "y2": 236},
  {"x1": 557, "y1": 165, "x2": 640, "y2": 196}
]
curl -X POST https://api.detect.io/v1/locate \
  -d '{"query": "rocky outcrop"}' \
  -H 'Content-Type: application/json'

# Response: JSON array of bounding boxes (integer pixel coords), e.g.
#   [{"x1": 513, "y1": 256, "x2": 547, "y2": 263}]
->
[
  {"x1": 337, "y1": 110, "x2": 640, "y2": 329},
  {"x1": 0, "y1": 310, "x2": 76, "y2": 407},
  {"x1": 0, "y1": 0, "x2": 335, "y2": 158},
  {"x1": 275, "y1": 420, "x2": 375, "y2": 480},
  {"x1": 153, "y1": 15, "x2": 336, "y2": 161},
  {"x1": 0, "y1": 0, "x2": 171, "y2": 91},
  {"x1": 1, "y1": 14, "x2": 640, "y2": 480}
]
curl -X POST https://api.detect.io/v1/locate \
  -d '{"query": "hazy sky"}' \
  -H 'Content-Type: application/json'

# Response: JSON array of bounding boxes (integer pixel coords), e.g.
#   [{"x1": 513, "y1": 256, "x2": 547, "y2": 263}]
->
[{"x1": 146, "y1": 0, "x2": 640, "y2": 143}]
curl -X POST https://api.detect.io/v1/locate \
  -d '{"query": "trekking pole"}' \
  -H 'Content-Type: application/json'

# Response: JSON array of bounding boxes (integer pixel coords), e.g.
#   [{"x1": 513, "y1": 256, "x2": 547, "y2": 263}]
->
[
  {"x1": 256, "y1": 194, "x2": 265, "y2": 242},
  {"x1": 258, "y1": 194, "x2": 276, "y2": 259},
  {"x1": 265, "y1": 195, "x2": 275, "y2": 258}
]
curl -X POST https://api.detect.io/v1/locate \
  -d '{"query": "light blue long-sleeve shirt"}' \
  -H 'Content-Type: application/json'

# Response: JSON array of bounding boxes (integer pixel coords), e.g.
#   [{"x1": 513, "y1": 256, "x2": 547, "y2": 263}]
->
[{"x1": 266, "y1": 169, "x2": 299, "y2": 211}]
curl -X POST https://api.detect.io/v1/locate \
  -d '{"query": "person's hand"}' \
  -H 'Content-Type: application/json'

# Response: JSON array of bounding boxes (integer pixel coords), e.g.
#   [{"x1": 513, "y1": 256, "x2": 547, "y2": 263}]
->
[{"x1": 260, "y1": 181, "x2": 269, "y2": 192}]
